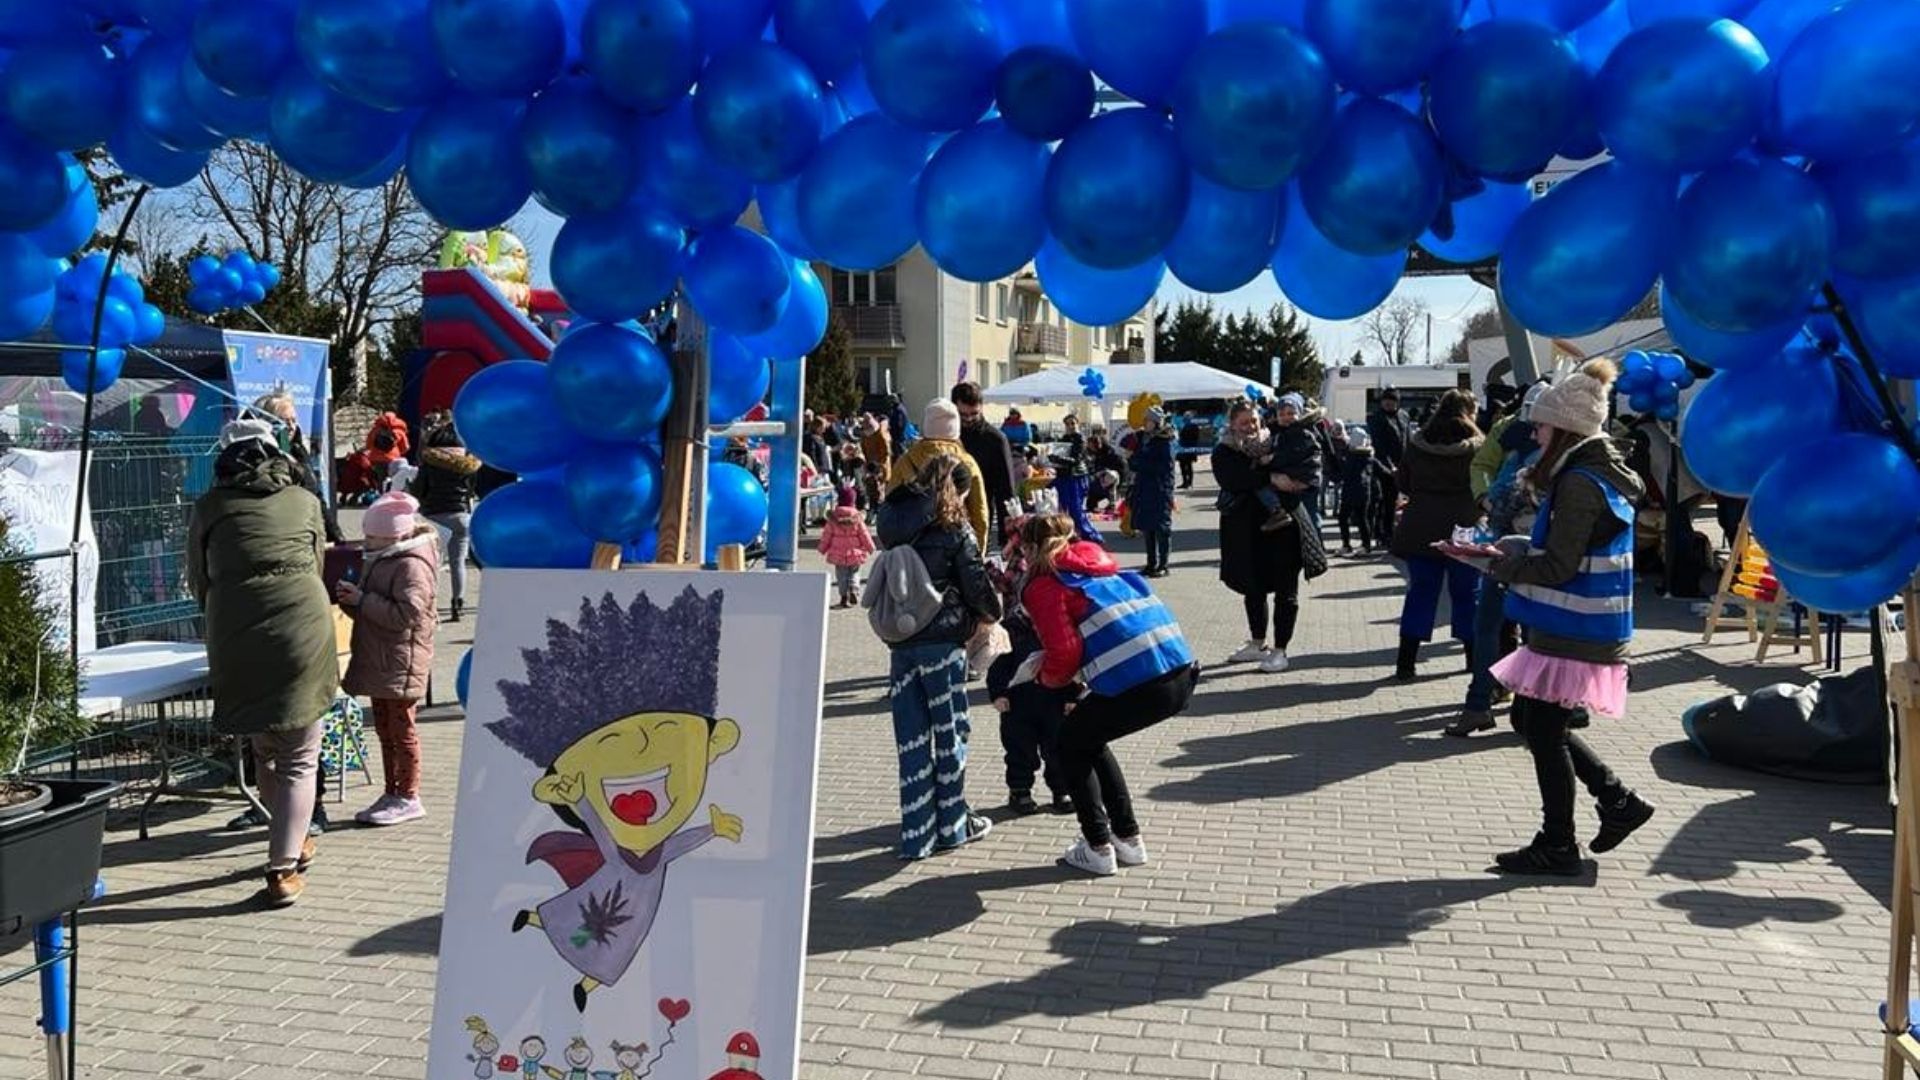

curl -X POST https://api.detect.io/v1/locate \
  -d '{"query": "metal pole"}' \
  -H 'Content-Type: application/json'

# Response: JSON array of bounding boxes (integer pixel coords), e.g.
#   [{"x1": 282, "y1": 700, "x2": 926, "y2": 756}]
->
[
  {"x1": 1496, "y1": 293, "x2": 1544, "y2": 385},
  {"x1": 765, "y1": 355, "x2": 807, "y2": 571}
]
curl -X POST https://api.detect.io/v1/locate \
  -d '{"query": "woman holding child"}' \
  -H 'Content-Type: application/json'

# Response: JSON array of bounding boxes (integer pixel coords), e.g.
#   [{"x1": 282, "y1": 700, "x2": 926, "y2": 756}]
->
[{"x1": 1212, "y1": 397, "x2": 1320, "y2": 674}]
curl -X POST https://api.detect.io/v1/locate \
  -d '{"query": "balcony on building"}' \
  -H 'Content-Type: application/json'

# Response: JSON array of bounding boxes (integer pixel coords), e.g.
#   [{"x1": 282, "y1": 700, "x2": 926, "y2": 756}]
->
[
  {"x1": 1110, "y1": 334, "x2": 1147, "y2": 364},
  {"x1": 829, "y1": 266, "x2": 905, "y2": 349},
  {"x1": 1016, "y1": 320, "x2": 1070, "y2": 363}
]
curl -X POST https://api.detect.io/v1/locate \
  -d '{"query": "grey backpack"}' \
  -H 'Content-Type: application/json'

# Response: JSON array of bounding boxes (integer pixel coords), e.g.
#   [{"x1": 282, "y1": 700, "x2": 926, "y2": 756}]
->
[{"x1": 862, "y1": 543, "x2": 946, "y2": 643}]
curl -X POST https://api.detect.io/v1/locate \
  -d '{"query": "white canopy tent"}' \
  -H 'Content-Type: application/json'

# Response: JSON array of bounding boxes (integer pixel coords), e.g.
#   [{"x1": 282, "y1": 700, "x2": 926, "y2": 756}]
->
[{"x1": 981, "y1": 362, "x2": 1270, "y2": 406}]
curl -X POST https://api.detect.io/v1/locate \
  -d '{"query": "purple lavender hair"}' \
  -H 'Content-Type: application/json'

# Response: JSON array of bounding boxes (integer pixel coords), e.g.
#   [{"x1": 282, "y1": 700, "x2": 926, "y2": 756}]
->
[{"x1": 487, "y1": 587, "x2": 725, "y2": 765}]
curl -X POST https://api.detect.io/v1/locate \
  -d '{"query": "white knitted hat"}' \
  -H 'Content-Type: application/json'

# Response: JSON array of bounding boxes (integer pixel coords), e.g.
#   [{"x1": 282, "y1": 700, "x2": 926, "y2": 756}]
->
[
  {"x1": 924, "y1": 399, "x2": 961, "y2": 441},
  {"x1": 1528, "y1": 359, "x2": 1617, "y2": 438}
]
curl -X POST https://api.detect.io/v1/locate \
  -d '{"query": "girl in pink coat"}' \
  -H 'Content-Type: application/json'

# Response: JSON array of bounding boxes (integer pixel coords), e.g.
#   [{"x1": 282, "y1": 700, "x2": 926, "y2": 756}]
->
[{"x1": 817, "y1": 484, "x2": 876, "y2": 608}]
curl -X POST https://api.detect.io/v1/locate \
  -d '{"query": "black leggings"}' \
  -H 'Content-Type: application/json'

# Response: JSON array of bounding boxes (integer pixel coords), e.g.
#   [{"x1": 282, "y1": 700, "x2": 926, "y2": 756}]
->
[
  {"x1": 1513, "y1": 696, "x2": 1624, "y2": 848},
  {"x1": 1052, "y1": 665, "x2": 1198, "y2": 846}
]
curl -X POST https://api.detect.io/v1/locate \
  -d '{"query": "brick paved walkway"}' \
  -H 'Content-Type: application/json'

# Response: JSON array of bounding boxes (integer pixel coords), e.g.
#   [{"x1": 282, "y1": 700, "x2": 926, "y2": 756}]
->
[{"x1": 0, "y1": 476, "x2": 1896, "y2": 1079}]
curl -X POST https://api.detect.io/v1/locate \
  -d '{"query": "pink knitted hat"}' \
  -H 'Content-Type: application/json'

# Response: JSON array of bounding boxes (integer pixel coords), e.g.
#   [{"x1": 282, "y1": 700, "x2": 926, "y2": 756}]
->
[{"x1": 363, "y1": 491, "x2": 420, "y2": 539}]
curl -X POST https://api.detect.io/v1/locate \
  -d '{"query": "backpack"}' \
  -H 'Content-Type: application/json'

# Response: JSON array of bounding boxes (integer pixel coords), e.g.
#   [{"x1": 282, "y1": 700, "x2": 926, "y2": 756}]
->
[{"x1": 861, "y1": 544, "x2": 946, "y2": 643}]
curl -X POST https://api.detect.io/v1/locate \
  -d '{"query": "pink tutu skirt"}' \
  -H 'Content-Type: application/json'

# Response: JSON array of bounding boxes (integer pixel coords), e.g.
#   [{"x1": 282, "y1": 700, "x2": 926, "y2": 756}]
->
[{"x1": 1490, "y1": 646, "x2": 1629, "y2": 718}]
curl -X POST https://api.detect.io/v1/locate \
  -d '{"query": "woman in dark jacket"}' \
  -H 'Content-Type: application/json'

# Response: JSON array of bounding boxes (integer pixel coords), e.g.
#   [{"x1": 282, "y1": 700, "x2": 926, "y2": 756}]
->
[
  {"x1": 1212, "y1": 399, "x2": 1320, "y2": 674},
  {"x1": 1128, "y1": 408, "x2": 1177, "y2": 577},
  {"x1": 409, "y1": 412, "x2": 480, "y2": 621},
  {"x1": 876, "y1": 454, "x2": 1003, "y2": 860},
  {"x1": 1390, "y1": 389, "x2": 1486, "y2": 680},
  {"x1": 188, "y1": 419, "x2": 340, "y2": 907}
]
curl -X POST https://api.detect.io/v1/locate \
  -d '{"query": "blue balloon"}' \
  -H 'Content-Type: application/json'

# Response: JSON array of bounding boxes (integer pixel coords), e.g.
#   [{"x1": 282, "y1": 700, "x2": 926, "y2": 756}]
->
[
  {"x1": 1851, "y1": 274, "x2": 1920, "y2": 379},
  {"x1": 550, "y1": 201, "x2": 684, "y2": 323},
  {"x1": 1738, "y1": 0, "x2": 1830, "y2": 59},
  {"x1": 134, "y1": 0, "x2": 200, "y2": 32},
  {"x1": 1429, "y1": 20, "x2": 1587, "y2": 181},
  {"x1": 708, "y1": 335, "x2": 771, "y2": 423},
  {"x1": 296, "y1": 0, "x2": 447, "y2": 111},
  {"x1": 0, "y1": 234, "x2": 53, "y2": 338},
  {"x1": 694, "y1": 42, "x2": 825, "y2": 182},
  {"x1": 455, "y1": 648, "x2": 472, "y2": 709},
  {"x1": 990, "y1": 0, "x2": 1075, "y2": 51},
  {"x1": 1752, "y1": 433, "x2": 1920, "y2": 577},
  {"x1": 1771, "y1": 0, "x2": 1920, "y2": 162},
  {"x1": 1653, "y1": 351, "x2": 1687, "y2": 381},
  {"x1": 1420, "y1": 180, "x2": 1530, "y2": 264},
  {"x1": 1666, "y1": 159, "x2": 1831, "y2": 334},
  {"x1": 1813, "y1": 139, "x2": 1920, "y2": 281},
  {"x1": 269, "y1": 68, "x2": 411, "y2": 185},
  {"x1": 1210, "y1": 0, "x2": 1305, "y2": 26},
  {"x1": 582, "y1": 0, "x2": 700, "y2": 113},
  {"x1": 797, "y1": 112, "x2": 933, "y2": 270},
  {"x1": 775, "y1": 0, "x2": 871, "y2": 82},
  {"x1": 1498, "y1": 161, "x2": 1675, "y2": 337},
  {"x1": 339, "y1": 140, "x2": 407, "y2": 190},
  {"x1": 546, "y1": 322, "x2": 674, "y2": 441},
  {"x1": 0, "y1": 5, "x2": 87, "y2": 44},
  {"x1": 523, "y1": 76, "x2": 640, "y2": 217},
  {"x1": 1304, "y1": 0, "x2": 1460, "y2": 96},
  {"x1": 639, "y1": 97, "x2": 753, "y2": 231},
  {"x1": 706, "y1": 460, "x2": 770, "y2": 549},
  {"x1": 1568, "y1": 0, "x2": 1631, "y2": 70},
  {"x1": 453, "y1": 360, "x2": 586, "y2": 474},
  {"x1": 472, "y1": 480, "x2": 598, "y2": 569},
  {"x1": 566, "y1": 442, "x2": 664, "y2": 543},
  {"x1": 621, "y1": 527, "x2": 661, "y2": 564},
  {"x1": 408, "y1": 98, "x2": 533, "y2": 231},
  {"x1": 430, "y1": 0, "x2": 567, "y2": 97},
  {"x1": 1067, "y1": 0, "x2": 1204, "y2": 107},
  {"x1": 193, "y1": 0, "x2": 297, "y2": 99},
  {"x1": 1680, "y1": 344, "x2": 1839, "y2": 496},
  {"x1": 128, "y1": 36, "x2": 221, "y2": 153},
  {"x1": 179, "y1": 54, "x2": 270, "y2": 140},
  {"x1": 3, "y1": 35, "x2": 121, "y2": 150},
  {"x1": 916, "y1": 120, "x2": 1049, "y2": 283},
  {"x1": 1273, "y1": 184, "x2": 1406, "y2": 319},
  {"x1": 1166, "y1": 176, "x2": 1283, "y2": 294},
  {"x1": 1488, "y1": 0, "x2": 1609, "y2": 28},
  {"x1": 1594, "y1": 18, "x2": 1767, "y2": 175},
  {"x1": 1660, "y1": 282, "x2": 1801, "y2": 371},
  {"x1": 1627, "y1": 0, "x2": 1756, "y2": 24},
  {"x1": 741, "y1": 258, "x2": 829, "y2": 359},
  {"x1": 755, "y1": 177, "x2": 819, "y2": 261},
  {"x1": 106, "y1": 269, "x2": 145, "y2": 307},
  {"x1": 1775, "y1": 533, "x2": 1920, "y2": 614},
  {"x1": 28, "y1": 162, "x2": 99, "y2": 258},
  {"x1": 1171, "y1": 22, "x2": 1335, "y2": 192},
  {"x1": 995, "y1": 46, "x2": 1094, "y2": 144},
  {"x1": 1299, "y1": 97, "x2": 1444, "y2": 257},
  {"x1": 684, "y1": 226, "x2": 791, "y2": 337},
  {"x1": 1035, "y1": 236, "x2": 1165, "y2": 327},
  {"x1": 1046, "y1": 107, "x2": 1189, "y2": 271},
  {"x1": 694, "y1": 0, "x2": 772, "y2": 55},
  {"x1": 109, "y1": 116, "x2": 210, "y2": 187},
  {"x1": 864, "y1": 0, "x2": 999, "y2": 131},
  {"x1": 0, "y1": 124, "x2": 69, "y2": 232},
  {"x1": 62, "y1": 347, "x2": 123, "y2": 395},
  {"x1": 134, "y1": 302, "x2": 164, "y2": 343},
  {"x1": 1627, "y1": 390, "x2": 1657, "y2": 414}
]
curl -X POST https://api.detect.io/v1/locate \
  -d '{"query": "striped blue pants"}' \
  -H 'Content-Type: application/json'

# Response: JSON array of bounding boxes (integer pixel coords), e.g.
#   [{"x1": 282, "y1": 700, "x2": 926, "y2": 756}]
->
[{"x1": 889, "y1": 642, "x2": 972, "y2": 859}]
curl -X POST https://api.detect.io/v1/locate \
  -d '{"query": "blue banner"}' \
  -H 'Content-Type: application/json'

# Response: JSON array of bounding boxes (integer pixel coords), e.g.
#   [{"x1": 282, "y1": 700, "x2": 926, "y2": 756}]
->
[{"x1": 222, "y1": 329, "x2": 330, "y2": 438}]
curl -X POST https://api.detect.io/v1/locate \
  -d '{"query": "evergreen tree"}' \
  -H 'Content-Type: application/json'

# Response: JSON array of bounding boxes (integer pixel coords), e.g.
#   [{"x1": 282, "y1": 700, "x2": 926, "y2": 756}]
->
[
  {"x1": 0, "y1": 525, "x2": 87, "y2": 773},
  {"x1": 806, "y1": 312, "x2": 860, "y2": 418},
  {"x1": 1264, "y1": 304, "x2": 1324, "y2": 399}
]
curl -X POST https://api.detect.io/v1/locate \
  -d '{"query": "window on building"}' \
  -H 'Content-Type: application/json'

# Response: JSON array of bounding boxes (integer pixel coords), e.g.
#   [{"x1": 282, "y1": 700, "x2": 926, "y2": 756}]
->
[
  {"x1": 996, "y1": 284, "x2": 1010, "y2": 325},
  {"x1": 1039, "y1": 300, "x2": 1052, "y2": 324},
  {"x1": 832, "y1": 266, "x2": 899, "y2": 308},
  {"x1": 853, "y1": 355, "x2": 898, "y2": 395},
  {"x1": 975, "y1": 282, "x2": 989, "y2": 321},
  {"x1": 874, "y1": 265, "x2": 897, "y2": 305}
]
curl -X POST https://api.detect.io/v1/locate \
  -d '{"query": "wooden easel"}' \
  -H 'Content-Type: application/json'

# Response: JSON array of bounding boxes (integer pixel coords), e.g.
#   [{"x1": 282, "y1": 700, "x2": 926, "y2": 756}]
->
[
  {"x1": 1883, "y1": 586, "x2": 1920, "y2": 1078},
  {"x1": 1703, "y1": 516, "x2": 1765, "y2": 645},
  {"x1": 1758, "y1": 593, "x2": 1825, "y2": 666}
]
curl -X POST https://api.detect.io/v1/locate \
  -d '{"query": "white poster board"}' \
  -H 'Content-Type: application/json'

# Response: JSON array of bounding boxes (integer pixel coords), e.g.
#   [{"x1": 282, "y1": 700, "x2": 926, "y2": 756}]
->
[
  {"x1": 429, "y1": 570, "x2": 828, "y2": 1080},
  {"x1": 0, "y1": 448, "x2": 98, "y2": 655}
]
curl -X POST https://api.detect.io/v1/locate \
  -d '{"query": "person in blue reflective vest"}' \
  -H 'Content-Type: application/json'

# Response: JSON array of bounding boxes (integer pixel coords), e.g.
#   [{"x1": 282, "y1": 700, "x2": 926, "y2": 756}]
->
[
  {"x1": 1017, "y1": 514, "x2": 1199, "y2": 876},
  {"x1": 1484, "y1": 360, "x2": 1656, "y2": 876}
]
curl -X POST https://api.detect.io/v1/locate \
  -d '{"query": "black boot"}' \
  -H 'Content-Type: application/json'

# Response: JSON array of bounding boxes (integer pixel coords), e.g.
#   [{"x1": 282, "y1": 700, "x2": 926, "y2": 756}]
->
[
  {"x1": 449, "y1": 598, "x2": 464, "y2": 623},
  {"x1": 1394, "y1": 637, "x2": 1420, "y2": 682},
  {"x1": 1495, "y1": 833, "x2": 1584, "y2": 876},
  {"x1": 1592, "y1": 793, "x2": 1655, "y2": 854}
]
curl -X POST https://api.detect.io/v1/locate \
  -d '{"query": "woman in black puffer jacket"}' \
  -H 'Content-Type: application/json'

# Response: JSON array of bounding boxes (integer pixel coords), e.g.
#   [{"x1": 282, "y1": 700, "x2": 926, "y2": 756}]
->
[{"x1": 875, "y1": 454, "x2": 1003, "y2": 860}]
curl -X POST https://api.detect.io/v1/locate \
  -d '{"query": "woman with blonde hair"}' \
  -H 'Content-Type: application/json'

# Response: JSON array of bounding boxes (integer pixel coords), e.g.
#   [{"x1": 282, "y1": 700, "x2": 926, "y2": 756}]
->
[
  {"x1": 1017, "y1": 513, "x2": 1198, "y2": 876},
  {"x1": 875, "y1": 453, "x2": 1002, "y2": 859}
]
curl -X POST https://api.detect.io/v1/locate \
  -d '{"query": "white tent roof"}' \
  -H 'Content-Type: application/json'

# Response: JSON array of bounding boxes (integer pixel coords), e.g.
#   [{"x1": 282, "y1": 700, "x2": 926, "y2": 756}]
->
[{"x1": 981, "y1": 362, "x2": 1269, "y2": 405}]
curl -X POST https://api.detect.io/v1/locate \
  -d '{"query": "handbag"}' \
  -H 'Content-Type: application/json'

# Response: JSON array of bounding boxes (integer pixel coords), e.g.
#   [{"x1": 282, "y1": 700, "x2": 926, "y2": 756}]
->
[{"x1": 1295, "y1": 505, "x2": 1329, "y2": 580}]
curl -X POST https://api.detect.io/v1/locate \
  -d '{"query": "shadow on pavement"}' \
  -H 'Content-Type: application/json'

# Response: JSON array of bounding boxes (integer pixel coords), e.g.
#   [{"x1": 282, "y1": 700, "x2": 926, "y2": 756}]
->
[
  {"x1": 920, "y1": 874, "x2": 1579, "y2": 1027},
  {"x1": 1657, "y1": 888, "x2": 1847, "y2": 929},
  {"x1": 351, "y1": 913, "x2": 442, "y2": 957}
]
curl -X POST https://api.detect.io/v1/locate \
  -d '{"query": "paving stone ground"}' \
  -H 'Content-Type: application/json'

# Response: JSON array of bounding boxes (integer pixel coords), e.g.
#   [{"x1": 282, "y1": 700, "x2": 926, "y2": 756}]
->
[{"x1": 0, "y1": 471, "x2": 1898, "y2": 1079}]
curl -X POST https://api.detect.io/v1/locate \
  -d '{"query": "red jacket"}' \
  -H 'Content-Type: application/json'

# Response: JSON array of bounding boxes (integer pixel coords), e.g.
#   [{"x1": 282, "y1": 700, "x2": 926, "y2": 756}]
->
[{"x1": 1021, "y1": 541, "x2": 1117, "y2": 688}]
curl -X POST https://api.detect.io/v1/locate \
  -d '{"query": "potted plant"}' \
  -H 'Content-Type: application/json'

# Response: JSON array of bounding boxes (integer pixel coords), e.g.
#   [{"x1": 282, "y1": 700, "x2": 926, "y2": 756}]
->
[{"x1": 0, "y1": 525, "x2": 115, "y2": 938}]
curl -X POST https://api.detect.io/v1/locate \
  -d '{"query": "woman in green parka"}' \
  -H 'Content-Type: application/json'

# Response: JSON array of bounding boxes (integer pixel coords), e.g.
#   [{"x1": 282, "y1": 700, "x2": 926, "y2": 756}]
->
[{"x1": 188, "y1": 418, "x2": 340, "y2": 907}]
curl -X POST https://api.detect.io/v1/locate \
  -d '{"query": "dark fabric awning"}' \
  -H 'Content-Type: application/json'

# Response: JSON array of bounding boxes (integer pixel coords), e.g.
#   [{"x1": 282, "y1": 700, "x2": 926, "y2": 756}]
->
[{"x1": 0, "y1": 318, "x2": 231, "y2": 381}]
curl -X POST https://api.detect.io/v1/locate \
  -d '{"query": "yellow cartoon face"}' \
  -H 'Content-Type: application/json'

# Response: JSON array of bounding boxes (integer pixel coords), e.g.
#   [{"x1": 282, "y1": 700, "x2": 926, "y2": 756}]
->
[{"x1": 536, "y1": 712, "x2": 740, "y2": 853}]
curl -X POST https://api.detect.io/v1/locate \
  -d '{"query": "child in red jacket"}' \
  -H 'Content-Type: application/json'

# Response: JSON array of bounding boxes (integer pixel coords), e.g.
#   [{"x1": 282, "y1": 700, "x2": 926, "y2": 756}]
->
[{"x1": 816, "y1": 484, "x2": 876, "y2": 608}]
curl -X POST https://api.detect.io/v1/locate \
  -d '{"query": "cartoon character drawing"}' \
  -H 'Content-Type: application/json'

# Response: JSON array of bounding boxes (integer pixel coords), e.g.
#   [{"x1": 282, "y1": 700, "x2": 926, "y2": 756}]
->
[
  {"x1": 541, "y1": 1036, "x2": 594, "y2": 1080},
  {"x1": 516, "y1": 1036, "x2": 548, "y2": 1080},
  {"x1": 465, "y1": 1017, "x2": 501, "y2": 1079},
  {"x1": 492, "y1": 590, "x2": 744, "y2": 1013},
  {"x1": 706, "y1": 1032, "x2": 764, "y2": 1080},
  {"x1": 590, "y1": 1040, "x2": 648, "y2": 1080}
]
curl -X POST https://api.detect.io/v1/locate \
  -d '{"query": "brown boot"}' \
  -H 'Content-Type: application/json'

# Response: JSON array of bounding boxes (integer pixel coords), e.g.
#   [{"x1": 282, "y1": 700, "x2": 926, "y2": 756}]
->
[
  {"x1": 297, "y1": 836, "x2": 317, "y2": 873},
  {"x1": 263, "y1": 866, "x2": 306, "y2": 907}
]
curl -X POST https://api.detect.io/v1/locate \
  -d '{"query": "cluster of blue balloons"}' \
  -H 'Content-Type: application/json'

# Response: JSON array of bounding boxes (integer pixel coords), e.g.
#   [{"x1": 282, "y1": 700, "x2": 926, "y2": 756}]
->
[
  {"x1": 185, "y1": 250, "x2": 282, "y2": 315},
  {"x1": 52, "y1": 254, "x2": 165, "y2": 394},
  {"x1": 0, "y1": 155, "x2": 100, "y2": 341},
  {"x1": 1616, "y1": 350, "x2": 1694, "y2": 421}
]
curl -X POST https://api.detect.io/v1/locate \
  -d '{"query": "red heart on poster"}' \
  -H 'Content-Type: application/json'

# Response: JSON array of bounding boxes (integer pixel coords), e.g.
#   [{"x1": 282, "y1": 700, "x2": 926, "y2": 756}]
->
[
  {"x1": 658, "y1": 998, "x2": 691, "y2": 1023},
  {"x1": 611, "y1": 790, "x2": 658, "y2": 825},
  {"x1": 497, "y1": 1057, "x2": 519, "y2": 1073}
]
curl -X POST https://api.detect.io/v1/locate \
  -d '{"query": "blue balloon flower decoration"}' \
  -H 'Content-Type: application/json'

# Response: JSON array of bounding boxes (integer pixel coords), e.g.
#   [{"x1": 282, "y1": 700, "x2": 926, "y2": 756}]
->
[
  {"x1": 1079, "y1": 367, "x2": 1106, "y2": 399},
  {"x1": 1616, "y1": 350, "x2": 1694, "y2": 419},
  {"x1": 51, "y1": 255, "x2": 165, "y2": 378},
  {"x1": 1246, "y1": 383, "x2": 1266, "y2": 402},
  {"x1": 186, "y1": 250, "x2": 282, "y2": 315}
]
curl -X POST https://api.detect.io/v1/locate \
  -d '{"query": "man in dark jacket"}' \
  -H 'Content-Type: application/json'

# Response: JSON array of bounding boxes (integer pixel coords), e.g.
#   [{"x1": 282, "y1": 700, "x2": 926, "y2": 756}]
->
[
  {"x1": 1367, "y1": 389, "x2": 1414, "y2": 544},
  {"x1": 802, "y1": 413, "x2": 833, "y2": 483},
  {"x1": 951, "y1": 382, "x2": 1018, "y2": 539}
]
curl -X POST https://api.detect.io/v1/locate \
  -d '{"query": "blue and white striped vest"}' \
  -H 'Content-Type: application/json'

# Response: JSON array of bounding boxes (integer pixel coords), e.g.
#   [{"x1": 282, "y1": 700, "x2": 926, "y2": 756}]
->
[
  {"x1": 1503, "y1": 468, "x2": 1635, "y2": 644},
  {"x1": 1055, "y1": 571, "x2": 1194, "y2": 696}
]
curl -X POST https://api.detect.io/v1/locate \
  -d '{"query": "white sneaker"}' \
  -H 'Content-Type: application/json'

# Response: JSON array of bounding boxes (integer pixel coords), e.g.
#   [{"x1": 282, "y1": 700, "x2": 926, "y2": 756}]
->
[
  {"x1": 1062, "y1": 838, "x2": 1118, "y2": 876},
  {"x1": 1228, "y1": 639, "x2": 1269, "y2": 664},
  {"x1": 1112, "y1": 835, "x2": 1149, "y2": 867},
  {"x1": 1260, "y1": 650, "x2": 1291, "y2": 674}
]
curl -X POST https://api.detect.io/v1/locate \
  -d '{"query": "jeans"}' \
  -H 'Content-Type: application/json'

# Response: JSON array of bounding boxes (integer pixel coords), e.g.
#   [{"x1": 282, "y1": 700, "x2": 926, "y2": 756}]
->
[
  {"x1": 1052, "y1": 666, "x2": 1197, "y2": 846},
  {"x1": 1464, "y1": 579, "x2": 1514, "y2": 712},
  {"x1": 1514, "y1": 696, "x2": 1625, "y2": 848},
  {"x1": 1142, "y1": 528, "x2": 1171, "y2": 573},
  {"x1": 1399, "y1": 555, "x2": 1478, "y2": 643},
  {"x1": 889, "y1": 642, "x2": 973, "y2": 859},
  {"x1": 371, "y1": 698, "x2": 421, "y2": 799},
  {"x1": 833, "y1": 564, "x2": 859, "y2": 594},
  {"x1": 999, "y1": 692, "x2": 1066, "y2": 799},
  {"x1": 429, "y1": 511, "x2": 472, "y2": 605},
  {"x1": 251, "y1": 723, "x2": 323, "y2": 870}
]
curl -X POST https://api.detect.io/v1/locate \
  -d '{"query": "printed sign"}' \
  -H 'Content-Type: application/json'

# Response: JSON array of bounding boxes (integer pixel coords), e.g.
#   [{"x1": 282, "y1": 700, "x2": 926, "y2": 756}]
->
[
  {"x1": 222, "y1": 330, "x2": 331, "y2": 486},
  {"x1": 429, "y1": 570, "x2": 828, "y2": 1080},
  {"x1": 0, "y1": 448, "x2": 99, "y2": 655}
]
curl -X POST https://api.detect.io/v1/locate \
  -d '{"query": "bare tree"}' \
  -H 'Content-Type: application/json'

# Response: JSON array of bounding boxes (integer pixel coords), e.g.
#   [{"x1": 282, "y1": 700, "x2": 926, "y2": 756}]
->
[{"x1": 1361, "y1": 297, "x2": 1430, "y2": 365}]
